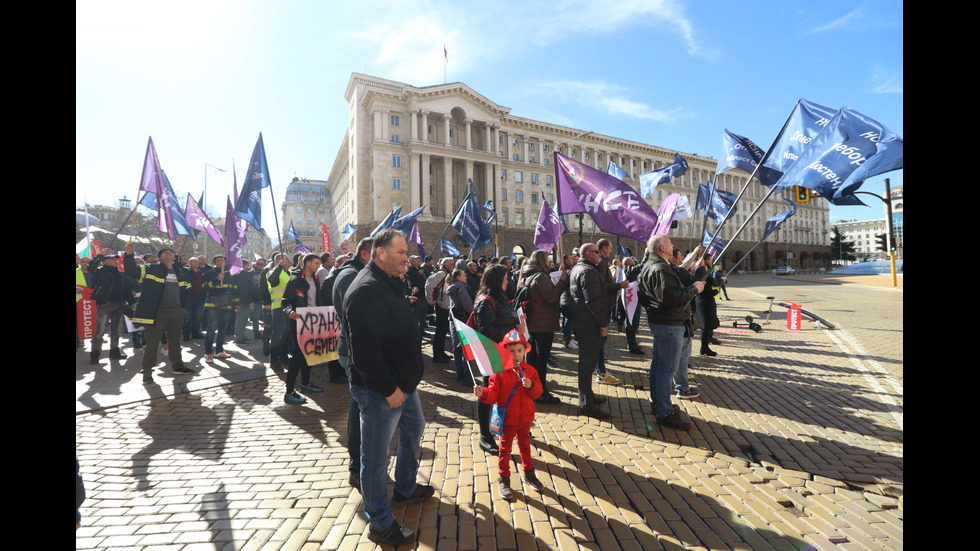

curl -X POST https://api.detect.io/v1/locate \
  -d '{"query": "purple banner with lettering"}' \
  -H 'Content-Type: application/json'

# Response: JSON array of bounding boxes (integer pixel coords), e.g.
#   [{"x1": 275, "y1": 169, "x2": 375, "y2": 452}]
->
[{"x1": 554, "y1": 152, "x2": 658, "y2": 242}]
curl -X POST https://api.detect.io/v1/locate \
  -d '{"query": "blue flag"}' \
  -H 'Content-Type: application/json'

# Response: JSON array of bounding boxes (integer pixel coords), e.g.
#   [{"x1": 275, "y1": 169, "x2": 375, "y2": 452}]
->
[
  {"x1": 287, "y1": 222, "x2": 312, "y2": 254},
  {"x1": 440, "y1": 237, "x2": 461, "y2": 256},
  {"x1": 341, "y1": 223, "x2": 358, "y2": 241},
  {"x1": 393, "y1": 205, "x2": 426, "y2": 235},
  {"x1": 607, "y1": 161, "x2": 629, "y2": 180},
  {"x1": 776, "y1": 107, "x2": 903, "y2": 204},
  {"x1": 482, "y1": 200, "x2": 496, "y2": 225},
  {"x1": 235, "y1": 133, "x2": 271, "y2": 230},
  {"x1": 708, "y1": 187, "x2": 738, "y2": 225},
  {"x1": 763, "y1": 199, "x2": 798, "y2": 240},
  {"x1": 716, "y1": 129, "x2": 781, "y2": 188},
  {"x1": 450, "y1": 195, "x2": 492, "y2": 251},
  {"x1": 638, "y1": 153, "x2": 687, "y2": 198},
  {"x1": 696, "y1": 183, "x2": 712, "y2": 211},
  {"x1": 761, "y1": 99, "x2": 838, "y2": 178},
  {"x1": 370, "y1": 207, "x2": 402, "y2": 238},
  {"x1": 617, "y1": 242, "x2": 629, "y2": 257},
  {"x1": 702, "y1": 231, "x2": 725, "y2": 257}
]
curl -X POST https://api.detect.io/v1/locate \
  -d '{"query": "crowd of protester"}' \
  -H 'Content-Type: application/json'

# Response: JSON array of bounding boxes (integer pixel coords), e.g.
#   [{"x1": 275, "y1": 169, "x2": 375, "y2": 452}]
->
[{"x1": 76, "y1": 229, "x2": 726, "y2": 546}]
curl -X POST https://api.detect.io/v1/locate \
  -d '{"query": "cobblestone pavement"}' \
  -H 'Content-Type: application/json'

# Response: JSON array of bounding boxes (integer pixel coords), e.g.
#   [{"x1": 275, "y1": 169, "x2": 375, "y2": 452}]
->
[{"x1": 76, "y1": 274, "x2": 903, "y2": 550}]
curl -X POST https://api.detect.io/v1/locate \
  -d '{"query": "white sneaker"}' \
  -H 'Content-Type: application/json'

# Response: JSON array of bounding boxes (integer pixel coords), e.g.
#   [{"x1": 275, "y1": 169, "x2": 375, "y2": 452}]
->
[{"x1": 565, "y1": 339, "x2": 580, "y2": 350}]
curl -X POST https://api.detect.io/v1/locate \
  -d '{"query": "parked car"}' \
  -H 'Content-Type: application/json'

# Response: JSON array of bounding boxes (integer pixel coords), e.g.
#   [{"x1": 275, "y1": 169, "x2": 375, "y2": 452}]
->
[{"x1": 775, "y1": 266, "x2": 795, "y2": 275}]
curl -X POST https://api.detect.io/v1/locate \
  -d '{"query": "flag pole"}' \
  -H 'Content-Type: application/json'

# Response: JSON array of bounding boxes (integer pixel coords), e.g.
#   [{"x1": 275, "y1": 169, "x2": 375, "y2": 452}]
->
[
  {"x1": 268, "y1": 179, "x2": 284, "y2": 258},
  {"x1": 696, "y1": 103, "x2": 802, "y2": 269}
]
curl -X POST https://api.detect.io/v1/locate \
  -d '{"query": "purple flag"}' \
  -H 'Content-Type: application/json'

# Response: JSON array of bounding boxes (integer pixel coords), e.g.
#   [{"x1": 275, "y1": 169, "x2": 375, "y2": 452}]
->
[
  {"x1": 185, "y1": 193, "x2": 224, "y2": 246},
  {"x1": 227, "y1": 170, "x2": 248, "y2": 275},
  {"x1": 409, "y1": 221, "x2": 425, "y2": 258},
  {"x1": 138, "y1": 137, "x2": 177, "y2": 241},
  {"x1": 652, "y1": 193, "x2": 682, "y2": 235},
  {"x1": 533, "y1": 200, "x2": 561, "y2": 252},
  {"x1": 554, "y1": 152, "x2": 658, "y2": 242},
  {"x1": 225, "y1": 197, "x2": 246, "y2": 274}
]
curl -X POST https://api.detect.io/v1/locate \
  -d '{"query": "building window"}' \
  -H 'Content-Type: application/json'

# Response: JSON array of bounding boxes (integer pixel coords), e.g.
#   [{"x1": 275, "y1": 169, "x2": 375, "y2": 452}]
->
[
  {"x1": 515, "y1": 211, "x2": 523, "y2": 226},
  {"x1": 546, "y1": 175, "x2": 553, "y2": 186},
  {"x1": 391, "y1": 135, "x2": 399, "y2": 142},
  {"x1": 516, "y1": 190, "x2": 523, "y2": 202},
  {"x1": 531, "y1": 192, "x2": 538, "y2": 204},
  {"x1": 543, "y1": 145, "x2": 549, "y2": 152},
  {"x1": 392, "y1": 155, "x2": 401, "y2": 168},
  {"x1": 515, "y1": 171, "x2": 523, "y2": 183},
  {"x1": 393, "y1": 178, "x2": 401, "y2": 190},
  {"x1": 531, "y1": 173, "x2": 538, "y2": 184},
  {"x1": 391, "y1": 115, "x2": 399, "y2": 126},
  {"x1": 501, "y1": 168, "x2": 507, "y2": 180},
  {"x1": 501, "y1": 188, "x2": 508, "y2": 201}
]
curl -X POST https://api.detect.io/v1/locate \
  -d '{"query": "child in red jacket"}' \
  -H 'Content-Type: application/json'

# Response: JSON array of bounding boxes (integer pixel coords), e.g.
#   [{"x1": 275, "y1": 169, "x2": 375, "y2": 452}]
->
[{"x1": 474, "y1": 329, "x2": 544, "y2": 500}]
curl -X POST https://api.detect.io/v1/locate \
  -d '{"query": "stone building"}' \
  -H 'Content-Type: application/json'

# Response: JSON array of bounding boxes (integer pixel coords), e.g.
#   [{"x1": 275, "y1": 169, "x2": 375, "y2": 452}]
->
[{"x1": 325, "y1": 73, "x2": 831, "y2": 271}]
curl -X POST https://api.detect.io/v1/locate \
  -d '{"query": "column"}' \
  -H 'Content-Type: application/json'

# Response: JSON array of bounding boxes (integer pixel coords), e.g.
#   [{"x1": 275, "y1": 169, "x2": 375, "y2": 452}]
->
[
  {"x1": 444, "y1": 118, "x2": 451, "y2": 147},
  {"x1": 409, "y1": 153, "x2": 421, "y2": 211},
  {"x1": 483, "y1": 124, "x2": 491, "y2": 153},
  {"x1": 443, "y1": 157, "x2": 454, "y2": 218},
  {"x1": 410, "y1": 110, "x2": 419, "y2": 143},
  {"x1": 465, "y1": 119, "x2": 472, "y2": 150},
  {"x1": 421, "y1": 111, "x2": 429, "y2": 143}
]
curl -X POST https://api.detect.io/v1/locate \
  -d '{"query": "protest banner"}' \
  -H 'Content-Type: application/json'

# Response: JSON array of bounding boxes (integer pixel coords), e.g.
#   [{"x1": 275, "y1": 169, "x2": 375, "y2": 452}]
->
[{"x1": 294, "y1": 306, "x2": 340, "y2": 366}]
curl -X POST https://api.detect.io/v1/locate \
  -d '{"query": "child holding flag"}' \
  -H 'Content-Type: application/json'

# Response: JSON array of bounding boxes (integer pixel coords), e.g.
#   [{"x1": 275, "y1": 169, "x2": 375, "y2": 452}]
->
[{"x1": 473, "y1": 329, "x2": 544, "y2": 500}]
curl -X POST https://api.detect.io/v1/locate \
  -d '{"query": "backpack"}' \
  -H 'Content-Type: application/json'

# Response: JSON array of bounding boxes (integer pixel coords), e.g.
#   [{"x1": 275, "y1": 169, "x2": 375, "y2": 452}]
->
[{"x1": 511, "y1": 274, "x2": 545, "y2": 318}]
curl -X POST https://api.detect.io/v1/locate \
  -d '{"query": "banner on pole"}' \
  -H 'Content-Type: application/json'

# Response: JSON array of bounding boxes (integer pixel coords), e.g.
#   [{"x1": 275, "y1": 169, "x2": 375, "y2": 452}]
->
[
  {"x1": 77, "y1": 287, "x2": 97, "y2": 340},
  {"x1": 294, "y1": 306, "x2": 340, "y2": 366}
]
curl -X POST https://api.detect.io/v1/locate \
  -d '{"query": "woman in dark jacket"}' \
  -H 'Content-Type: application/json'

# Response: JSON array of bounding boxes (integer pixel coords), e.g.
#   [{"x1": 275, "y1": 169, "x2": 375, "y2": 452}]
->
[
  {"x1": 518, "y1": 250, "x2": 568, "y2": 404},
  {"x1": 472, "y1": 264, "x2": 524, "y2": 455}
]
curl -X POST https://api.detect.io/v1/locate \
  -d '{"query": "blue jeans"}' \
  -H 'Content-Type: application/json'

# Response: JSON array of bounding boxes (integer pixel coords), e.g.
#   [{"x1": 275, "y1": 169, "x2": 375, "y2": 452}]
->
[
  {"x1": 204, "y1": 309, "x2": 231, "y2": 354},
  {"x1": 560, "y1": 304, "x2": 575, "y2": 342},
  {"x1": 648, "y1": 324, "x2": 685, "y2": 417},
  {"x1": 673, "y1": 337, "x2": 693, "y2": 391},
  {"x1": 183, "y1": 295, "x2": 205, "y2": 338},
  {"x1": 350, "y1": 385, "x2": 426, "y2": 531}
]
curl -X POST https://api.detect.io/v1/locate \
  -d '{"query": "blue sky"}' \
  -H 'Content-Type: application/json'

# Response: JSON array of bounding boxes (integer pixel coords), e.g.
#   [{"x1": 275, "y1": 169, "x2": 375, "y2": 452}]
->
[{"x1": 76, "y1": 0, "x2": 903, "y2": 235}]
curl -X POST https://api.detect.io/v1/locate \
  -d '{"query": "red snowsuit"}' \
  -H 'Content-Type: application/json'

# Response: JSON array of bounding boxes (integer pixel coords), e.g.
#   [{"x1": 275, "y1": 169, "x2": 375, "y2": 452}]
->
[{"x1": 478, "y1": 361, "x2": 543, "y2": 477}]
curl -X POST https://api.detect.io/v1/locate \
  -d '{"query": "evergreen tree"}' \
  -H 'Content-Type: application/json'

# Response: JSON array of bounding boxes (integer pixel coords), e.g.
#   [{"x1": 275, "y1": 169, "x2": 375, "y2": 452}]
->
[{"x1": 831, "y1": 227, "x2": 857, "y2": 263}]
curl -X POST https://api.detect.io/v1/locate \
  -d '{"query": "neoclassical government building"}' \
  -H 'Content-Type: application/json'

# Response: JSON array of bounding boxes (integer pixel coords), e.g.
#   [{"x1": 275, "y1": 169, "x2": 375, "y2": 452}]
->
[{"x1": 325, "y1": 73, "x2": 832, "y2": 271}]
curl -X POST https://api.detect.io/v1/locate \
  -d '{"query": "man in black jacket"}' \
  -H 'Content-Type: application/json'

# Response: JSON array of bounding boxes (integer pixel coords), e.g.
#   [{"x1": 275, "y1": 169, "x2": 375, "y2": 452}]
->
[
  {"x1": 281, "y1": 253, "x2": 325, "y2": 404},
  {"x1": 637, "y1": 235, "x2": 704, "y2": 431},
  {"x1": 568, "y1": 243, "x2": 611, "y2": 420},
  {"x1": 233, "y1": 259, "x2": 259, "y2": 345},
  {"x1": 123, "y1": 242, "x2": 195, "y2": 384},
  {"x1": 89, "y1": 254, "x2": 130, "y2": 364},
  {"x1": 342, "y1": 229, "x2": 433, "y2": 548}
]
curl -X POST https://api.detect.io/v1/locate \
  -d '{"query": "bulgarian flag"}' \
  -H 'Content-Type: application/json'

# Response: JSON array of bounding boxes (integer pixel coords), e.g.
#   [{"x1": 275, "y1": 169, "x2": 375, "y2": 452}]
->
[{"x1": 454, "y1": 316, "x2": 514, "y2": 377}]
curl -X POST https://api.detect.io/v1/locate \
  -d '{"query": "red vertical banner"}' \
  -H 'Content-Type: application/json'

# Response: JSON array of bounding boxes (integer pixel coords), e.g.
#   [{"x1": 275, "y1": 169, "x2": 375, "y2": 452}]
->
[
  {"x1": 320, "y1": 224, "x2": 331, "y2": 254},
  {"x1": 77, "y1": 287, "x2": 97, "y2": 340},
  {"x1": 787, "y1": 303, "x2": 802, "y2": 331}
]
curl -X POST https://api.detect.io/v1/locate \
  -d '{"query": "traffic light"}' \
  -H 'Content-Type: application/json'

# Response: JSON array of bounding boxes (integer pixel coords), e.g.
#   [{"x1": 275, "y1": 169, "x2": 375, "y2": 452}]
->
[
  {"x1": 876, "y1": 234, "x2": 888, "y2": 251},
  {"x1": 794, "y1": 185, "x2": 809, "y2": 203}
]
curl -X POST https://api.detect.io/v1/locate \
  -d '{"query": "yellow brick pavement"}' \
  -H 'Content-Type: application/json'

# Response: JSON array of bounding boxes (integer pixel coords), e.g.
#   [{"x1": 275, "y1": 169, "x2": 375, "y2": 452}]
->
[{"x1": 77, "y1": 276, "x2": 902, "y2": 550}]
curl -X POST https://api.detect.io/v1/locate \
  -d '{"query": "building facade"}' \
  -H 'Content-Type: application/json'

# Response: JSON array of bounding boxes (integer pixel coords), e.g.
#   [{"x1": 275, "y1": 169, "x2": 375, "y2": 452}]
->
[
  {"x1": 326, "y1": 73, "x2": 832, "y2": 271},
  {"x1": 279, "y1": 177, "x2": 342, "y2": 255}
]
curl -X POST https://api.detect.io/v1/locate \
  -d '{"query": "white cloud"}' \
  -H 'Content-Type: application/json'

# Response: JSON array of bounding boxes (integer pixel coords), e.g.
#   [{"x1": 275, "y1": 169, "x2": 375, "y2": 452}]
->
[
  {"x1": 870, "y1": 66, "x2": 903, "y2": 94},
  {"x1": 534, "y1": 80, "x2": 690, "y2": 124}
]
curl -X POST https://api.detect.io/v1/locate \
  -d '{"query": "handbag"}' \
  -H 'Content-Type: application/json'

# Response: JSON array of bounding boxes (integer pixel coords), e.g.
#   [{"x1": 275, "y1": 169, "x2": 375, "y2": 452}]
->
[{"x1": 488, "y1": 374, "x2": 521, "y2": 437}]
